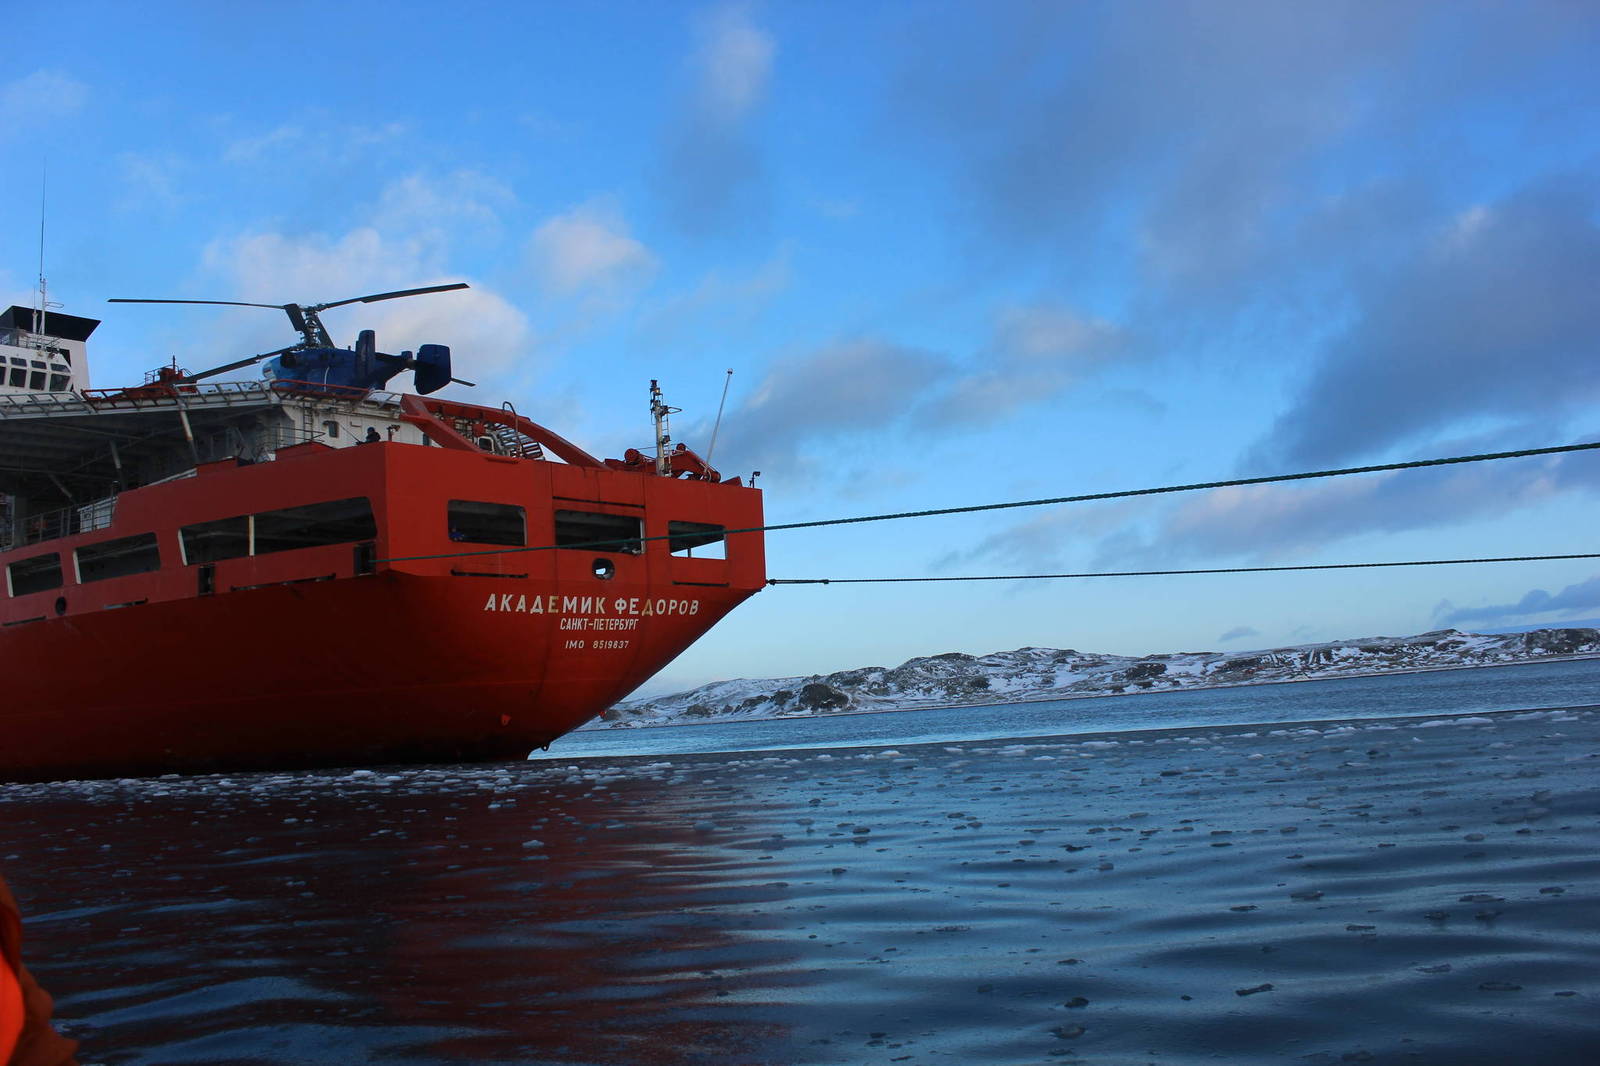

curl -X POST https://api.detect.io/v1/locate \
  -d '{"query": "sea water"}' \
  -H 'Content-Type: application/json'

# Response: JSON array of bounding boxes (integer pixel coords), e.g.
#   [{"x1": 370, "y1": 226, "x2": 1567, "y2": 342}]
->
[
  {"x1": 4, "y1": 659, "x2": 1599, "y2": 1064},
  {"x1": 550, "y1": 656, "x2": 1600, "y2": 758}
]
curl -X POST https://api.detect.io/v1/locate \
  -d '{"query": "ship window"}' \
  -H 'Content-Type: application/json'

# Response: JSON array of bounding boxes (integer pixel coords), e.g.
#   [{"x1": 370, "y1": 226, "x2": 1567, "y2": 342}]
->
[
  {"x1": 28, "y1": 371, "x2": 44, "y2": 391},
  {"x1": 554, "y1": 510, "x2": 643, "y2": 555},
  {"x1": 29, "y1": 361, "x2": 44, "y2": 369},
  {"x1": 8, "y1": 553, "x2": 62, "y2": 596},
  {"x1": 49, "y1": 374, "x2": 69, "y2": 392},
  {"x1": 668, "y1": 520, "x2": 727, "y2": 559},
  {"x1": 181, "y1": 515, "x2": 250, "y2": 564},
  {"x1": 76, "y1": 533, "x2": 161, "y2": 583},
  {"x1": 7, "y1": 367, "x2": 23, "y2": 387},
  {"x1": 253, "y1": 497, "x2": 376, "y2": 555},
  {"x1": 448, "y1": 500, "x2": 525, "y2": 546}
]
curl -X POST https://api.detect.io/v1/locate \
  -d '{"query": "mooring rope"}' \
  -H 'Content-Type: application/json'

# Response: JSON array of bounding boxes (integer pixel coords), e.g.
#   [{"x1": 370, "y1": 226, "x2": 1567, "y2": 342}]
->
[
  {"x1": 375, "y1": 439, "x2": 1600, "y2": 565},
  {"x1": 767, "y1": 552, "x2": 1600, "y2": 585}
]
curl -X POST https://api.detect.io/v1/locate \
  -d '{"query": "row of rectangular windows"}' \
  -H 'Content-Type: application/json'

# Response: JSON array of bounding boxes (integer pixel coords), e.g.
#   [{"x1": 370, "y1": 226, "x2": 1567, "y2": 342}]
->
[
  {"x1": 5, "y1": 367, "x2": 71, "y2": 391},
  {"x1": 6, "y1": 497, "x2": 378, "y2": 596},
  {"x1": 453, "y1": 503, "x2": 725, "y2": 559},
  {"x1": 5, "y1": 499, "x2": 727, "y2": 597}
]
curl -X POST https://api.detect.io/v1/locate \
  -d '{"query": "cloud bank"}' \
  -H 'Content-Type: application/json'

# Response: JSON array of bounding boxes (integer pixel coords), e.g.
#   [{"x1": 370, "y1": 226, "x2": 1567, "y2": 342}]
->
[
  {"x1": 1253, "y1": 183, "x2": 1600, "y2": 467},
  {"x1": 1437, "y1": 574, "x2": 1600, "y2": 627}
]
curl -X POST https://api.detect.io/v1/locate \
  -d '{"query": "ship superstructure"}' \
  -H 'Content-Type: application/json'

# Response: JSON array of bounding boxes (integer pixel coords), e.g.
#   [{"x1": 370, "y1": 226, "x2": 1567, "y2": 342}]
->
[{"x1": 0, "y1": 292, "x2": 765, "y2": 781}]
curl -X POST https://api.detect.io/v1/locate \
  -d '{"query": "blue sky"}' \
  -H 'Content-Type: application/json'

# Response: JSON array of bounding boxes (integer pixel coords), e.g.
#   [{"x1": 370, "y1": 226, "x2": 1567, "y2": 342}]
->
[{"x1": 3, "y1": 1, "x2": 1599, "y2": 697}]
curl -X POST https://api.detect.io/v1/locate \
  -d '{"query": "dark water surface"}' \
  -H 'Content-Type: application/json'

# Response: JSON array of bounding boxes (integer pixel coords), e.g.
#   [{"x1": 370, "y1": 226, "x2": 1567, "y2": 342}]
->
[{"x1": 3, "y1": 661, "x2": 1598, "y2": 1065}]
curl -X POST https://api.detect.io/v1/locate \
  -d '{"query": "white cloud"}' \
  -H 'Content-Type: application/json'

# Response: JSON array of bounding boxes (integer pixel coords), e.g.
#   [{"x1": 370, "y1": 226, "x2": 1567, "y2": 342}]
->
[
  {"x1": 930, "y1": 302, "x2": 1127, "y2": 424},
  {"x1": 638, "y1": 246, "x2": 789, "y2": 342},
  {"x1": 932, "y1": 500, "x2": 1144, "y2": 573},
  {"x1": 373, "y1": 170, "x2": 514, "y2": 244},
  {"x1": 528, "y1": 200, "x2": 658, "y2": 297},
  {"x1": 222, "y1": 124, "x2": 305, "y2": 164},
  {"x1": 184, "y1": 169, "x2": 531, "y2": 384},
  {"x1": 695, "y1": 3, "x2": 775, "y2": 125},
  {"x1": 661, "y1": 3, "x2": 775, "y2": 234},
  {"x1": 703, "y1": 337, "x2": 951, "y2": 478},
  {"x1": 0, "y1": 70, "x2": 88, "y2": 133},
  {"x1": 116, "y1": 152, "x2": 183, "y2": 211},
  {"x1": 221, "y1": 118, "x2": 407, "y2": 168}
]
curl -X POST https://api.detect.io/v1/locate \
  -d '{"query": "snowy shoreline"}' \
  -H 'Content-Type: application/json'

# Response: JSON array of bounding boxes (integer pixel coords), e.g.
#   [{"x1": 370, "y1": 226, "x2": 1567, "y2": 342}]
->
[{"x1": 598, "y1": 627, "x2": 1600, "y2": 730}]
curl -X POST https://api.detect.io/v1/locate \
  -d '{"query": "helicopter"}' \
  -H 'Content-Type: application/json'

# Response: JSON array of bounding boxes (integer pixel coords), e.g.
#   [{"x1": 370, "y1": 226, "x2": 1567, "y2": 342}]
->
[{"x1": 108, "y1": 282, "x2": 476, "y2": 395}]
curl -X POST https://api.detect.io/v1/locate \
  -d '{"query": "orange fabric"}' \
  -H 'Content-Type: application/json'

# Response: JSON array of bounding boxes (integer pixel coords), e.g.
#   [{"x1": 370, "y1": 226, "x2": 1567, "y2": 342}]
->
[
  {"x1": 0, "y1": 944, "x2": 21, "y2": 1065},
  {"x1": 0, "y1": 875, "x2": 78, "y2": 1066}
]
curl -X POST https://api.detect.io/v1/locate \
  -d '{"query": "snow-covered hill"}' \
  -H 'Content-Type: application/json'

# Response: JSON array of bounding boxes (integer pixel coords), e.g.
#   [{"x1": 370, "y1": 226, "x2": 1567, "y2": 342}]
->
[{"x1": 596, "y1": 627, "x2": 1600, "y2": 729}]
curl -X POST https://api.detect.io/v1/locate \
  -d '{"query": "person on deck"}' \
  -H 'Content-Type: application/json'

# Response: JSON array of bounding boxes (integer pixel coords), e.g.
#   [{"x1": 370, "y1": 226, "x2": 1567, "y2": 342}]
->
[{"x1": 0, "y1": 874, "x2": 77, "y2": 1066}]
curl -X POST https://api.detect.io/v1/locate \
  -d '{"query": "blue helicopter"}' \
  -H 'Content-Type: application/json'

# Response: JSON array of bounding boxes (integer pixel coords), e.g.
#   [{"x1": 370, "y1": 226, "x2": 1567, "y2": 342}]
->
[{"x1": 108, "y1": 283, "x2": 475, "y2": 394}]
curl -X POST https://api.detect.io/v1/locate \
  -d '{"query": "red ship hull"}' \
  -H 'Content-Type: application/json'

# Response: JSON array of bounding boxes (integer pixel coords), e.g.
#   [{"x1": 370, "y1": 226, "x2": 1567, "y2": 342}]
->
[{"x1": 0, "y1": 434, "x2": 765, "y2": 781}]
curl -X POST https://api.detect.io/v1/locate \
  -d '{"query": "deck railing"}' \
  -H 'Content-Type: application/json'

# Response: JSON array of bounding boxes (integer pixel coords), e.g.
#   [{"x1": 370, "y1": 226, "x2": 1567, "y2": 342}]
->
[
  {"x1": 0, "y1": 380, "x2": 411, "y2": 421},
  {"x1": 0, "y1": 495, "x2": 117, "y2": 553}
]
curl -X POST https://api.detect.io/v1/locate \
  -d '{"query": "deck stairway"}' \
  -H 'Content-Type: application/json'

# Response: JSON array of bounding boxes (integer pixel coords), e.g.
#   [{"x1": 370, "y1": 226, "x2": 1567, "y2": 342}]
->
[{"x1": 489, "y1": 422, "x2": 546, "y2": 460}]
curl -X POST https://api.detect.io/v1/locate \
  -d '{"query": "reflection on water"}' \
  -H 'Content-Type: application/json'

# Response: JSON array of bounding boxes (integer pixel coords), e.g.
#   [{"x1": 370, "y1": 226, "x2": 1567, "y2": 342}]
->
[
  {"x1": 7, "y1": 770, "x2": 799, "y2": 1064},
  {"x1": 3, "y1": 673, "x2": 1600, "y2": 1064}
]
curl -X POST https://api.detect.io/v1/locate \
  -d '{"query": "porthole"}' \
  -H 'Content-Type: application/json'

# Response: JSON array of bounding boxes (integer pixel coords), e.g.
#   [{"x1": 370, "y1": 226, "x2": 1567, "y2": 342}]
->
[{"x1": 591, "y1": 558, "x2": 615, "y2": 580}]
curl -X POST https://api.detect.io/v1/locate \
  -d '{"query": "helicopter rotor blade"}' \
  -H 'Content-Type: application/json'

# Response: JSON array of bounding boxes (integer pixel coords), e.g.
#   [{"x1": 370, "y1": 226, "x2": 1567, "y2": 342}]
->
[
  {"x1": 108, "y1": 298, "x2": 287, "y2": 310},
  {"x1": 311, "y1": 282, "x2": 470, "y2": 314},
  {"x1": 184, "y1": 346, "x2": 298, "y2": 382},
  {"x1": 451, "y1": 377, "x2": 477, "y2": 388}
]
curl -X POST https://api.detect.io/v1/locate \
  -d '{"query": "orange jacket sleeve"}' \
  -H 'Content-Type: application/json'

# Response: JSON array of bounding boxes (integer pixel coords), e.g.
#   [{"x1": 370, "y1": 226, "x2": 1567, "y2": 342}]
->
[{"x1": 0, "y1": 876, "x2": 78, "y2": 1066}]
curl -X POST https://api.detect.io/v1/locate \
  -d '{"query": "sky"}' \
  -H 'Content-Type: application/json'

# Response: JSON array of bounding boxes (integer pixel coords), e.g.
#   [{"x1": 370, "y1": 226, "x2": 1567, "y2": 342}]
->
[{"x1": 3, "y1": 1, "x2": 1599, "y2": 698}]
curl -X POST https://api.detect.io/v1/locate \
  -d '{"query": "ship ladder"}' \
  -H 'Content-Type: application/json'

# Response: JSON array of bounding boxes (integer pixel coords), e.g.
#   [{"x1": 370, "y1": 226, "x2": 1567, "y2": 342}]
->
[
  {"x1": 486, "y1": 422, "x2": 545, "y2": 460},
  {"x1": 493, "y1": 402, "x2": 546, "y2": 459}
]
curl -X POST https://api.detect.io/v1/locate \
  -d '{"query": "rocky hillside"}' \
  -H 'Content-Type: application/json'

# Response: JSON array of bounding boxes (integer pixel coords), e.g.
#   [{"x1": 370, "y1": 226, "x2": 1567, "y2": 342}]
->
[{"x1": 597, "y1": 627, "x2": 1600, "y2": 729}]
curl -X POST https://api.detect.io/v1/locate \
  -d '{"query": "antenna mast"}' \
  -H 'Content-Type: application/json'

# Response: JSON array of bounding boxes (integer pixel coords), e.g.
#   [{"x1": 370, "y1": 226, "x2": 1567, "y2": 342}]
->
[
  {"x1": 705, "y1": 368, "x2": 733, "y2": 467},
  {"x1": 35, "y1": 164, "x2": 48, "y2": 340},
  {"x1": 649, "y1": 379, "x2": 680, "y2": 476}
]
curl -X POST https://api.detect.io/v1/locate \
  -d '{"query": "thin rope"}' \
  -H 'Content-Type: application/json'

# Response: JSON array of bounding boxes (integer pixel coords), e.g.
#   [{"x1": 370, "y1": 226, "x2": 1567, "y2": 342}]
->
[
  {"x1": 375, "y1": 439, "x2": 1600, "y2": 565},
  {"x1": 766, "y1": 552, "x2": 1600, "y2": 585}
]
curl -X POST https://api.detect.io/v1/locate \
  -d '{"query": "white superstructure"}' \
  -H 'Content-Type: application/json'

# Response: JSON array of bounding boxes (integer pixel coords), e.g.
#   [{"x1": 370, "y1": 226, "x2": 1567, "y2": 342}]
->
[{"x1": 0, "y1": 305, "x2": 93, "y2": 396}]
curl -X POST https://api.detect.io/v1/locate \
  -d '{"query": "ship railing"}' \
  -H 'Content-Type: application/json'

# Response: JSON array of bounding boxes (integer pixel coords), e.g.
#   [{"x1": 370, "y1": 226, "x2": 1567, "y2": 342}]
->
[
  {"x1": 0, "y1": 494, "x2": 117, "y2": 553},
  {"x1": 0, "y1": 391, "x2": 94, "y2": 417},
  {"x1": 79, "y1": 380, "x2": 282, "y2": 412},
  {"x1": 0, "y1": 327, "x2": 68, "y2": 349},
  {"x1": 0, "y1": 380, "x2": 414, "y2": 418},
  {"x1": 0, "y1": 379, "x2": 411, "y2": 425},
  {"x1": 259, "y1": 423, "x2": 328, "y2": 452},
  {"x1": 267, "y1": 380, "x2": 406, "y2": 412}
]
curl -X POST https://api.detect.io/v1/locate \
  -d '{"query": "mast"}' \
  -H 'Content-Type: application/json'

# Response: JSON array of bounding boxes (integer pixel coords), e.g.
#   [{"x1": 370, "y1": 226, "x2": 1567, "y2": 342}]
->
[
  {"x1": 32, "y1": 165, "x2": 60, "y2": 347},
  {"x1": 36, "y1": 165, "x2": 46, "y2": 339},
  {"x1": 650, "y1": 379, "x2": 674, "y2": 475}
]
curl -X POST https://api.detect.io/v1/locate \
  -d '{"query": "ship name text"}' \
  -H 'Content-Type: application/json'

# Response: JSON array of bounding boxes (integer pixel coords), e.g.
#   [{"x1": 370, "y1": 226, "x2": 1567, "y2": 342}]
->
[{"x1": 481, "y1": 593, "x2": 701, "y2": 619}]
